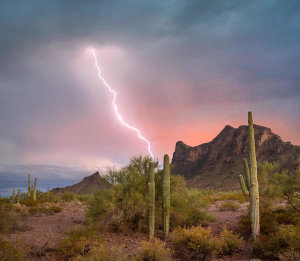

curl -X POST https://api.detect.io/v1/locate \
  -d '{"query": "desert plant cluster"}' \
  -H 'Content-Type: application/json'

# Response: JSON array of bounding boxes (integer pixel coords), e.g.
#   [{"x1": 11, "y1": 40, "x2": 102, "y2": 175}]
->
[{"x1": 0, "y1": 111, "x2": 299, "y2": 260}]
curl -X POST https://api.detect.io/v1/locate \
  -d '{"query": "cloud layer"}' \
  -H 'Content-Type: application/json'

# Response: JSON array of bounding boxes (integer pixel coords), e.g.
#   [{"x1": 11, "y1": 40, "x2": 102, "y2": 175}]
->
[{"x1": 0, "y1": 0, "x2": 299, "y2": 183}]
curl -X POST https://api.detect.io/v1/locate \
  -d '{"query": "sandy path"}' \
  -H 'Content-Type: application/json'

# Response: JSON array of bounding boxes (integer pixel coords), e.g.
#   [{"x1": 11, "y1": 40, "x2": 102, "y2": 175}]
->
[
  {"x1": 208, "y1": 200, "x2": 249, "y2": 234},
  {"x1": 8, "y1": 202, "x2": 86, "y2": 260}
]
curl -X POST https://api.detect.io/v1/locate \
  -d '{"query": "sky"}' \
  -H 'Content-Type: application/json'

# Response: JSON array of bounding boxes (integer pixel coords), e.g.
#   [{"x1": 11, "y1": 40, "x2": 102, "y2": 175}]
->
[{"x1": 0, "y1": 0, "x2": 300, "y2": 193}]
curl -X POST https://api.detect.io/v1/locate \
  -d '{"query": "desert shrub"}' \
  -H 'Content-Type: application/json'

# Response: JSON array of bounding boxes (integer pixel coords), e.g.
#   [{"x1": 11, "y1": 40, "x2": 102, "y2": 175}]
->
[
  {"x1": 218, "y1": 201, "x2": 240, "y2": 211},
  {"x1": 133, "y1": 238, "x2": 172, "y2": 261},
  {"x1": 23, "y1": 198, "x2": 39, "y2": 207},
  {"x1": 56, "y1": 227, "x2": 102, "y2": 260},
  {"x1": 28, "y1": 205, "x2": 62, "y2": 215},
  {"x1": 220, "y1": 228, "x2": 243, "y2": 255},
  {"x1": 254, "y1": 224, "x2": 300, "y2": 260},
  {"x1": 48, "y1": 205, "x2": 63, "y2": 214},
  {"x1": 213, "y1": 191, "x2": 248, "y2": 203},
  {"x1": 171, "y1": 226, "x2": 242, "y2": 259},
  {"x1": 0, "y1": 203, "x2": 23, "y2": 233},
  {"x1": 61, "y1": 191, "x2": 75, "y2": 202},
  {"x1": 73, "y1": 244, "x2": 127, "y2": 261},
  {"x1": 239, "y1": 207, "x2": 300, "y2": 237},
  {"x1": 76, "y1": 194, "x2": 91, "y2": 202},
  {"x1": 28, "y1": 206, "x2": 39, "y2": 215},
  {"x1": 258, "y1": 161, "x2": 300, "y2": 211},
  {"x1": 86, "y1": 156, "x2": 214, "y2": 232},
  {"x1": 0, "y1": 238, "x2": 23, "y2": 261},
  {"x1": 0, "y1": 196, "x2": 10, "y2": 204},
  {"x1": 171, "y1": 225, "x2": 221, "y2": 260}
]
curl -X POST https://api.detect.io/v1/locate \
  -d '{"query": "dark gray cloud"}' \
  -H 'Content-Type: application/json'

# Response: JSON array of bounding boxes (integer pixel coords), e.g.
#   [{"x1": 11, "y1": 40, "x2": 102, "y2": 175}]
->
[{"x1": 0, "y1": 0, "x2": 299, "y2": 187}]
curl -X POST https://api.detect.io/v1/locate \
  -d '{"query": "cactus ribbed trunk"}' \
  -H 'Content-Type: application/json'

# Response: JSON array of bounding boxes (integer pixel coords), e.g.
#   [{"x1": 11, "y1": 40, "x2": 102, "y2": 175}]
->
[
  {"x1": 17, "y1": 188, "x2": 20, "y2": 204},
  {"x1": 27, "y1": 174, "x2": 31, "y2": 199},
  {"x1": 163, "y1": 154, "x2": 170, "y2": 240},
  {"x1": 248, "y1": 111, "x2": 260, "y2": 240},
  {"x1": 33, "y1": 177, "x2": 37, "y2": 201},
  {"x1": 148, "y1": 162, "x2": 155, "y2": 238},
  {"x1": 12, "y1": 188, "x2": 15, "y2": 203}
]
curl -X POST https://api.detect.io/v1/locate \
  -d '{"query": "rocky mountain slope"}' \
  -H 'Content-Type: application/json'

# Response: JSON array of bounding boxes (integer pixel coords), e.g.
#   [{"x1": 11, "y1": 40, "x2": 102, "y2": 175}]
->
[
  {"x1": 52, "y1": 171, "x2": 111, "y2": 194},
  {"x1": 171, "y1": 124, "x2": 300, "y2": 190}
]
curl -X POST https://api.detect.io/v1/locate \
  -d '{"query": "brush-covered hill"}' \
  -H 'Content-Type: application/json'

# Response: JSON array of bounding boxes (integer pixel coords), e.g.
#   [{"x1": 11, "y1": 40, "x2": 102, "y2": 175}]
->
[
  {"x1": 52, "y1": 171, "x2": 111, "y2": 194},
  {"x1": 171, "y1": 124, "x2": 300, "y2": 190}
]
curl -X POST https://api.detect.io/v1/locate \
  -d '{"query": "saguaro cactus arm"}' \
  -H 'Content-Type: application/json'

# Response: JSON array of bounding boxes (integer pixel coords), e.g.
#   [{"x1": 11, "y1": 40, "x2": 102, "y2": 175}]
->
[
  {"x1": 243, "y1": 158, "x2": 251, "y2": 190},
  {"x1": 239, "y1": 175, "x2": 249, "y2": 195},
  {"x1": 148, "y1": 162, "x2": 155, "y2": 238},
  {"x1": 163, "y1": 154, "x2": 170, "y2": 240}
]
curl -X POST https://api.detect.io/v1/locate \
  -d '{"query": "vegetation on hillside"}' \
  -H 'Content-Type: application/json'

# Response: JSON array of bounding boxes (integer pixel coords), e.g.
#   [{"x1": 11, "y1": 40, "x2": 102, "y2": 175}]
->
[
  {"x1": 86, "y1": 156, "x2": 215, "y2": 232},
  {"x1": 239, "y1": 161, "x2": 300, "y2": 260}
]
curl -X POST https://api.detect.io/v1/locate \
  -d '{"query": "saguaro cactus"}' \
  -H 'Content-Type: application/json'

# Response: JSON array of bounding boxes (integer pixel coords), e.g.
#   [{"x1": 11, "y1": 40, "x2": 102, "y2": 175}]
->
[
  {"x1": 27, "y1": 174, "x2": 31, "y2": 199},
  {"x1": 17, "y1": 188, "x2": 20, "y2": 204},
  {"x1": 33, "y1": 177, "x2": 37, "y2": 201},
  {"x1": 12, "y1": 188, "x2": 15, "y2": 203},
  {"x1": 148, "y1": 162, "x2": 155, "y2": 238},
  {"x1": 47, "y1": 186, "x2": 50, "y2": 202},
  {"x1": 238, "y1": 111, "x2": 260, "y2": 240},
  {"x1": 163, "y1": 154, "x2": 170, "y2": 240}
]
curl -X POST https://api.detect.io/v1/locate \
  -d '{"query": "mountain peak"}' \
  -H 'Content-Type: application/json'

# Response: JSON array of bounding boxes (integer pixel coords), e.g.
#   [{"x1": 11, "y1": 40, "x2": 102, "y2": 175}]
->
[
  {"x1": 171, "y1": 124, "x2": 299, "y2": 190},
  {"x1": 52, "y1": 171, "x2": 111, "y2": 194}
]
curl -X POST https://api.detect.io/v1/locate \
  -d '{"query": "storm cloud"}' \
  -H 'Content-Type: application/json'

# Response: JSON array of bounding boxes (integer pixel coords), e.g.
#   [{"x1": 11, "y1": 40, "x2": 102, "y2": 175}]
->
[{"x1": 0, "y1": 0, "x2": 299, "y2": 190}]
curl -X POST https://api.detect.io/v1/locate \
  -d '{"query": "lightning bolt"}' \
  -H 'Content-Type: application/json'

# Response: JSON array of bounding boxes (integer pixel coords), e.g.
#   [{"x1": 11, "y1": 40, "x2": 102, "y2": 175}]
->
[{"x1": 91, "y1": 48, "x2": 154, "y2": 159}]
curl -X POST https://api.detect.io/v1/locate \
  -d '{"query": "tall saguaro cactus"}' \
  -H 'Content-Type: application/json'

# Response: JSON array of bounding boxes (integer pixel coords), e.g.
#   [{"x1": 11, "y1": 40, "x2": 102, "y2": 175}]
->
[
  {"x1": 12, "y1": 188, "x2": 15, "y2": 203},
  {"x1": 239, "y1": 111, "x2": 260, "y2": 240},
  {"x1": 148, "y1": 162, "x2": 155, "y2": 238},
  {"x1": 163, "y1": 154, "x2": 170, "y2": 240},
  {"x1": 27, "y1": 174, "x2": 31, "y2": 199},
  {"x1": 17, "y1": 188, "x2": 20, "y2": 204},
  {"x1": 47, "y1": 186, "x2": 50, "y2": 202},
  {"x1": 33, "y1": 177, "x2": 37, "y2": 201}
]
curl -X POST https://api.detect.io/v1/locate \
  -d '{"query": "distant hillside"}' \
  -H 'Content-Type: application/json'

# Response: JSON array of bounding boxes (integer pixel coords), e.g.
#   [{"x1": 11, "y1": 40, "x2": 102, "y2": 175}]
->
[
  {"x1": 52, "y1": 172, "x2": 111, "y2": 194},
  {"x1": 172, "y1": 124, "x2": 300, "y2": 190}
]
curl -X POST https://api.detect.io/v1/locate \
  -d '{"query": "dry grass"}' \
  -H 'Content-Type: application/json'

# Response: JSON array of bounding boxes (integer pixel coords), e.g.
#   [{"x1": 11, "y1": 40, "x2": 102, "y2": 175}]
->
[{"x1": 218, "y1": 201, "x2": 240, "y2": 211}]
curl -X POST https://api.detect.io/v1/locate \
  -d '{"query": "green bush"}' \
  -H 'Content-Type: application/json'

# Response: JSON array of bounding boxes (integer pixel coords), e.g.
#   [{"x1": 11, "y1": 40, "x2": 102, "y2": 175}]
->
[
  {"x1": 218, "y1": 201, "x2": 240, "y2": 211},
  {"x1": 0, "y1": 238, "x2": 23, "y2": 261},
  {"x1": 73, "y1": 244, "x2": 127, "y2": 261},
  {"x1": 171, "y1": 226, "x2": 221, "y2": 260},
  {"x1": 86, "y1": 156, "x2": 214, "y2": 232},
  {"x1": 61, "y1": 191, "x2": 75, "y2": 202},
  {"x1": 254, "y1": 224, "x2": 300, "y2": 260},
  {"x1": 56, "y1": 227, "x2": 102, "y2": 260},
  {"x1": 133, "y1": 238, "x2": 172, "y2": 261}
]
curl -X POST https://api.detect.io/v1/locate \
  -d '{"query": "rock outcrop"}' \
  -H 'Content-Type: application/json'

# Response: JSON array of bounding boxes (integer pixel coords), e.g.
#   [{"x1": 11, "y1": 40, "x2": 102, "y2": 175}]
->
[
  {"x1": 172, "y1": 125, "x2": 300, "y2": 190},
  {"x1": 52, "y1": 171, "x2": 111, "y2": 194}
]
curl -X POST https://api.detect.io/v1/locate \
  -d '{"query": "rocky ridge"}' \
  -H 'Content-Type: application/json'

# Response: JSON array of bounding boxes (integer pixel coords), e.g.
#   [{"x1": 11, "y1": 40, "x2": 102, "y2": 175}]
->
[
  {"x1": 52, "y1": 171, "x2": 111, "y2": 194},
  {"x1": 171, "y1": 124, "x2": 300, "y2": 190}
]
